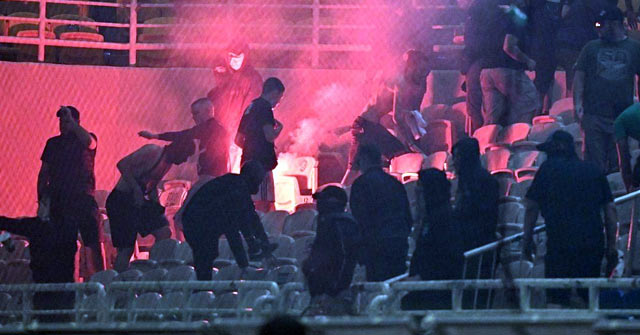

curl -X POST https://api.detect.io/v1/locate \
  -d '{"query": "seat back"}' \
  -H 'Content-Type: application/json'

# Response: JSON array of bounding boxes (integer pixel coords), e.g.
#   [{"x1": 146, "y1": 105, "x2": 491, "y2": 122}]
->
[
  {"x1": 292, "y1": 235, "x2": 315, "y2": 264},
  {"x1": 498, "y1": 202, "x2": 525, "y2": 224},
  {"x1": 282, "y1": 209, "x2": 318, "y2": 236},
  {"x1": 261, "y1": 210, "x2": 290, "y2": 236},
  {"x1": 89, "y1": 269, "x2": 118, "y2": 286},
  {"x1": 422, "y1": 151, "x2": 450, "y2": 170},
  {"x1": 4, "y1": 259, "x2": 32, "y2": 284},
  {"x1": 419, "y1": 119, "x2": 454, "y2": 154},
  {"x1": 132, "y1": 292, "x2": 162, "y2": 321},
  {"x1": 270, "y1": 234, "x2": 295, "y2": 258},
  {"x1": 51, "y1": 14, "x2": 97, "y2": 37},
  {"x1": 498, "y1": 123, "x2": 531, "y2": 145},
  {"x1": 508, "y1": 179, "x2": 533, "y2": 198},
  {"x1": 114, "y1": 269, "x2": 143, "y2": 282},
  {"x1": 473, "y1": 124, "x2": 502, "y2": 153},
  {"x1": 149, "y1": 239, "x2": 180, "y2": 261},
  {"x1": 528, "y1": 122, "x2": 562, "y2": 143},
  {"x1": 484, "y1": 148, "x2": 511, "y2": 172},
  {"x1": 166, "y1": 265, "x2": 196, "y2": 281},
  {"x1": 140, "y1": 268, "x2": 168, "y2": 282},
  {"x1": 267, "y1": 265, "x2": 300, "y2": 285}
]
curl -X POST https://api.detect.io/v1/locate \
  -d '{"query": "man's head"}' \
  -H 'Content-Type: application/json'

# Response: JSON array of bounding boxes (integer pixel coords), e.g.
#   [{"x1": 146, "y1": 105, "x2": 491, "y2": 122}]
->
[
  {"x1": 596, "y1": 7, "x2": 625, "y2": 42},
  {"x1": 536, "y1": 130, "x2": 577, "y2": 158},
  {"x1": 261, "y1": 77, "x2": 285, "y2": 108},
  {"x1": 313, "y1": 184, "x2": 348, "y2": 214},
  {"x1": 226, "y1": 41, "x2": 250, "y2": 71},
  {"x1": 240, "y1": 160, "x2": 267, "y2": 195},
  {"x1": 353, "y1": 143, "x2": 382, "y2": 172},
  {"x1": 190, "y1": 98, "x2": 214, "y2": 124},
  {"x1": 403, "y1": 49, "x2": 430, "y2": 85},
  {"x1": 418, "y1": 168, "x2": 451, "y2": 211},
  {"x1": 56, "y1": 106, "x2": 80, "y2": 135},
  {"x1": 451, "y1": 137, "x2": 481, "y2": 175},
  {"x1": 164, "y1": 138, "x2": 196, "y2": 165}
]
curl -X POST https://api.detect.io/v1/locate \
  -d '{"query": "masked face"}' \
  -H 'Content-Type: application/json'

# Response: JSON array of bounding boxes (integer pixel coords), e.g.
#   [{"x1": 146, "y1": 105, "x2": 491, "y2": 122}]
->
[{"x1": 228, "y1": 52, "x2": 245, "y2": 71}]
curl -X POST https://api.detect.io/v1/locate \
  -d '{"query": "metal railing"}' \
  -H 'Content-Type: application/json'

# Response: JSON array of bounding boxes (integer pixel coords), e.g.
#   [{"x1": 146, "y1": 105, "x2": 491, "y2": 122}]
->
[{"x1": 0, "y1": 0, "x2": 388, "y2": 66}]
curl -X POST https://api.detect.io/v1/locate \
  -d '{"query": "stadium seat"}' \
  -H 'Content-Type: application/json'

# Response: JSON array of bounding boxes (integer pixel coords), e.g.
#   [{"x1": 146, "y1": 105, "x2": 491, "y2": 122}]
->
[
  {"x1": 89, "y1": 269, "x2": 118, "y2": 286},
  {"x1": 473, "y1": 124, "x2": 502, "y2": 153},
  {"x1": 186, "y1": 291, "x2": 215, "y2": 321},
  {"x1": 157, "y1": 291, "x2": 185, "y2": 321},
  {"x1": 6, "y1": 12, "x2": 38, "y2": 37},
  {"x1": 549, "y1": 97, "x2": 574, "y2": 124},
  {"x1": 507, "y1": 260, "x2": 534, "y2": 278},
  {"x1": 171, "y1": 241, "x2": 194, "y2": 265},
  {"x1": 282, "y1": 209, "x2": 317, "y2": 237},
  {"x1": 498, "y1": 202, "x2": 525, "y2": 225},
  {"x1": 158, "y1": 186, "x2": 188, "y2": 208},
  {"x1": 14, "y1": 30, "x2": 56, "y2": 62},
  {"x1": 422, "y1": 151, "x2": 450, "y2": 170},
  {"x1": 270, "y1": 234, "x2": 295, "y2": 259},
  {"x1": 608, "y1": 172, "x2": 626, "y2": 196},
  {"x1": 114, "y1": 269, "x2": 143, "y2": 282},
  {"x1": 129, "y1": 259, "x2": 159, "y2": 273},
  {"x1": 165, "y1": 265, "x2": 196, "y2": 281},
  {"x1": 261, "y1": 210, "x2": 290, "y2": 236},
  {"x1": 508, "y1": 179, "x2": 533, "y2": 199},
  {"x1": 58, "y1": 31, "x2": 105, "y2": 65},
  {"x1": 214, "y1": 264, "x2": 243, "y2": 281},
  {"x1": 132, "y1": 292, "x2": 162, "y2": 321},
  {"x1": 212, "y1": 291, "x2": 239, "y2": 310},
  {"x1": 46, "y1": 3, "x2": 80, "y2": 17},
  {"x1": 50, "y1": 14, "x2": 97, "y2": 38},
  {"x1": 1, "y1": 239, "x2": 29, "y2": 262},
  {"x1": 418, "y1": 119, "x2": 454, "y2": 155},
  {"x1": 140, "y1": 268, "x2": 168, "y2": 282},
  {"x1": 292, "y1": 236, "x2": 315, "y2": 265},
  {"x1": 528, "y1": 121, "x2": 562, "y2": 143},
  {"x1": 390, "y1": 153, "x2": 425, "y2": 182},
  {"x1": 483, "y1": 147, "x2": 512, "y2": 176},
  {"x1": 149, "y1": 239, "x2": 180, "y2": 262},
  {"x1": 497, "y1": 123, "x2": 531, "y2": 146},
  {"x1": 267, "y1": 265, "x2": 300, "y2": 285},
  {"x1": 403, "y1": 180, "x2": 420, "y2": 223},
  {"x1": 532, "y1": 115, "x2": 559, "y2": 125}
]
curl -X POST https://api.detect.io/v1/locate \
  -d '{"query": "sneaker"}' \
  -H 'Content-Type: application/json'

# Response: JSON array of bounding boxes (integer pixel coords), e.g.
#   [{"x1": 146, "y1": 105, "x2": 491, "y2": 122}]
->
[{"x1": 249, "y1": 242, "x2": 279, "y2": 261}]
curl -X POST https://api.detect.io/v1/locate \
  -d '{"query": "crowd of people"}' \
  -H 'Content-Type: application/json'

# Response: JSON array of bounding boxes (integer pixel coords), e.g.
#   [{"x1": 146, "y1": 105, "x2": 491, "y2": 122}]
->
[{"x1": 2, "y1": 0, "x2": 640, "y2": 317}]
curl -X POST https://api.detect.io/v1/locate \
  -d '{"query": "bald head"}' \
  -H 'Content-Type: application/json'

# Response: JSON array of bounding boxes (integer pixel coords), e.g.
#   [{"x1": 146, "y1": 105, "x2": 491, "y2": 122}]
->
[{"x1": 190, "y1": 98, "x2": 213, "y2": 124}]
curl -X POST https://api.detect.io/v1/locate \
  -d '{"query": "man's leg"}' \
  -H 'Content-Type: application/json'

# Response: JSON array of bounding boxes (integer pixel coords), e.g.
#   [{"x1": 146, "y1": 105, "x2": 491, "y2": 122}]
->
[
  {"x1": 556, "y1": 47, "x2": 579, "y2": 98},
  {"x1": 507, "y1": 71, "x2": 539, "y2": 125},
  {"x1": 188, "y1": 236, "x2": 217, "y2": 281},
  {"x1": 74, "y1": 196, "x2": 104, "y2": 276},
  {"x1": 465, "y1": 60, "x2": 484, "y2": 134},
  {"x1": 480, "y1": 69, "x2": 508, "y2": 126},
  {"x1": 0, "y1": 216, "x2": 39, "y2": 237},
  {"x1": 582, "y1": 114, "x2": 611, "y2": 173},
  {"x1": 106, "y1": 191, "x2": 139, "y2": 272}
]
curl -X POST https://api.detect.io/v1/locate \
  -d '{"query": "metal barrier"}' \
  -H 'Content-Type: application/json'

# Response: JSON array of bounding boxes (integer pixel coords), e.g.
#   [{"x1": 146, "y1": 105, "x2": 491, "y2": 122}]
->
[
  {"x1": 385, "y1": 278, "x2": 640, "y2": 315},
  {"x1": 106, "y1": 280, "x2": 280, "y2": 320},
  {"x1": 0, "y1": 282, "x2": 106, "y2": 323},
  {"x1": 0, "y1": 0, "x2": 387, "y2": 66}
]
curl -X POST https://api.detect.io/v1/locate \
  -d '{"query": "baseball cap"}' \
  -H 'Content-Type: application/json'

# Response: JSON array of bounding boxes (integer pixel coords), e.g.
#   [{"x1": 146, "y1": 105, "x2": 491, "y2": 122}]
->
[
  {"x1": 596, "y1": 6, "x2": 624, "y2": 26},
  {"x1": 536, "y1": 130, "x2": 575, "y2": 154},
  {"x1": 312, "y1": 184, "x2": 348, "y2": 205},
  {"x1": 56, "y1": 105, "x2": 80, "y2": 121}
]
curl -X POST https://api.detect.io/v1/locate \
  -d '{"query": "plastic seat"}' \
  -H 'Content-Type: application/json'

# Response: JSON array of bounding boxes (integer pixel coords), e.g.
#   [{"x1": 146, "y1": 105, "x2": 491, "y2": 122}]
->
[
  {"x1": 418, "y1": 119, "x2": 454, "y2": 155},
  {"x1": 132, "y1": 292, "x2": 162, "y2": 321},
  {"x1": 212, "y1": 291, "x2": 239, "y2": 309},
  {"x1": 507, "y1": 260, "x2": 534, "y2": 278},
  {"x1": 261, "y1": 211, "x2": 290, "y2": 237},
  {"x1": 390, "y1": 153, "x2": 425, "y2": 182},
  {"x1": 498, "y1": 202, "x2": 525, "y2": 225},
  {"x1": 129, "y1": 259, "x2": 159, "y2": 273},
  {"x1": 13, "y1": 30, "x2": 56, "y2": 62},
  {"x1": 58, "y1": 31, "x2": 105, "y2": 65},
  {"x1": 6, "y1": 12, "x2": 38, "y2": 37},
  {"x1": 483, "y1": 148, "x2": 512, "y2": 175},
  {"x1": 186, "y1": 291, "x2": 215, "y2": 321},
  {"x1": 3, "y1": 240, "x2": 29, "y2": 261},
  {"x1": 282, "y1": 209, "x2": 318, "y2": 237},
  {"x1": 497, "y1": 123, "x2": 531, "y2": 146},
  {"x1": 149, "y1": 239, "x2": 180, "y2": 262},
  {"x1": 140, "y1": 268, "x2": 168, "y2": 282},
  {"x1": 89, "y1": 269, "x2": 118, "y2": 286},
  {"x1": 158, "y1": 291, "x2": 185, "y2": 321},
  {"x1": 172, "y1": 241, "x2": 194, "y2": 265},
  {"x1": 266, "y1": 265, "x2": 300, "y2": 285},
  {"x1": 114, "y1": 269, "x2": 143, "y2": 282},
  {"x1": 549, "y1": 98, "x2": 574, "y2": 124},
  {"x1": 508, "y1": 179, "x2": 533, "y2": 199},
  {"x1": 473, "y1": 124, "x2": 502, "y2": 153},
  {"x1": 607, "y1": 172, "x2": 626, "y2": 196},
  {"x1": 46, "y1": 3, "x2": 80, "y2": 17},
  {"x1": 158, "y1": 187, "x2": 188, "y2": 209},
  {"x1": 270, "y1": 235, "x2": 295, "y2": 259},
  {"x1": 422, "y1": 151, "x2": 450, "y2": 170},
  {"x1": 50, "y1": 14, "x2": 97, "y2": 37},
  {"x1": 213, "y1": 264, "x2": 245, "y2": 281},
  {"x1": 528, "y1": 122, "x2": 562, "y2": 143},
  {"x1": 404, "y1": 180, "x2": 420, "y2": 222},
  {"x1": 217, "y1": 238, "x2": 234, "y2": 260},
  {"x1": 165, "y1": 265, "x2": 196, "y2": 281}
]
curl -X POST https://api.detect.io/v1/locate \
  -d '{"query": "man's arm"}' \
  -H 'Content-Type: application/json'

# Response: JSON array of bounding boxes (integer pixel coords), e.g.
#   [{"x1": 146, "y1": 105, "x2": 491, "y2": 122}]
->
[
  {"x1": 522, "y1": 198, "x2": 540, "y2": 261},
  {"x1": 263, "y1": 119, "x2": 283, "y2": 143},
  {"x1": 503, "y1": 34, "x2": 536, "y2": 71},
  {"x1": 37, "y1": 162, "x2": 50, "y2": 201},
  {"x1": 60, "y1": 107, "x2": 96, "y2": 149},
  {"x1": 573, "y1": 70, "x2": 585, "y2": 121},
  {"x1": 617, "y1": 137, "x2": 634, "y2": 191},
  {"x1": 116, "y1": 145, "x2": 161, "y2": 206},
  {"x1": 139, "y1": 123, "x2": 201, "y2": 142},
  {"x1": 226, "y1": 229, "x2": 249, "y2": 269},
  {"x1": 626, "y1": 0, "x2": 637, "y2": 30}
]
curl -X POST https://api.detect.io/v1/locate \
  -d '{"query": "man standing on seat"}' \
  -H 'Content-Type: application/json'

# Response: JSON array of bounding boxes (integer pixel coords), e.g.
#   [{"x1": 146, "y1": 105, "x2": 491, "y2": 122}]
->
[
  {"x1": 574, "y1": 7, "x2": 640, "y2": 173},
  {"x1": 236, "y1": 77, "x2": 286, "y2": 212},
  {"x1": 349, "y1": 144, "x2": 412, "y2": 281},
  {"x1": 181, "y1": 161, "x2": 274, "y2": 280},
  {"x1": 615, "y1": 103, "x2": 640, "y2": 191},
  {"x1": 106, "y1": 138, "x2": 195, "y2": 272},
  {"x1": 523, "y1": 130, "x2": 618, "y2": 306},
  {"x1": 38, "y1": 106, "x2": 104, "y2": 280},
  {"x1": 340, "y1": 50, "x2": 430, "y2": 185}
]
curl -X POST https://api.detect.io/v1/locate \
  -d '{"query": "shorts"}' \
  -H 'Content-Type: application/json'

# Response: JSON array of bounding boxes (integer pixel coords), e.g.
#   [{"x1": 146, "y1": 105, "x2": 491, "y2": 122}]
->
[
  {"x1": 50, "y1": 194, "x2": 101, "y2": 246},
  {"x1": 106, "y1": 189, "x2": 169, "y2": 248},
  {"x1": 252, "y1": 171, "x2": 275, "y2": 202}
]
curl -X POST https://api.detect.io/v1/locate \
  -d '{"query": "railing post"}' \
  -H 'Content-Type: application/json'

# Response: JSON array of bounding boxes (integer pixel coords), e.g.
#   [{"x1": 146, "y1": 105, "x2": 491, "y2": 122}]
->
[
  {"x1": 38, "y1": 0, "x2": 47, "y2": 61},
  {"x1": 625, "y1": 198, "x2": 638, "y2": 276},
  {"x1": 129, "y1": 0, "x2": 138, "y2": 65},
  {"x1": 473, "y1": 254, "x2": 483, "y2": 309},
  {"x1": 311, "y1": 0, "x2": 320, "y2": 68},
  {"x1": 589, "y1": 286, "x2": 599, "y2": 312}
]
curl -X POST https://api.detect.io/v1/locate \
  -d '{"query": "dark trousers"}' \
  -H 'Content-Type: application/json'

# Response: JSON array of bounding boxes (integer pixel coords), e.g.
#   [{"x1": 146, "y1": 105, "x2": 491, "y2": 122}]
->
[
  {"x1": 531, "y1": 2, "x2": 563, "y2": 112},
  {"x1": 556, "y1": 47, "x2": 581, "y2": 97},
  {"x1": 364, "y1": 237, "x2": 408, "y2": 282},
  {"x1": 465, "y1": 59, "x2": 484, "y2": 133},
  {"x1": 546, "y1": 246, "x2": 603, "y2": 305},
  {"x1": 581, "y1": 113, "x2": 618, "y2": 174}
]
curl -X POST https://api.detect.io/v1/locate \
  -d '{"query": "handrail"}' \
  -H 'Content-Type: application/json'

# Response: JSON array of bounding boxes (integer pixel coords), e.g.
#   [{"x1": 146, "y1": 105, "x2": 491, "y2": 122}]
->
[{"x1": 614, "y1": 188, "x2": 640, "y2": 204}]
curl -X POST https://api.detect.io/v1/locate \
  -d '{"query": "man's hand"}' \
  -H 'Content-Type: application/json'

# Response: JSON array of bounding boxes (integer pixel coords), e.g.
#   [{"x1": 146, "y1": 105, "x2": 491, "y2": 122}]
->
[
  {"x1": 575, "y1": 105, "x2": 584, "y2": 122},
  {"x1": 526, "y1": 58, "x2": 536, "y2": 71},
  {"x1": 274, "y1": 119, "x2": 283, "y2": 132},
  {"x1": 138, "y1": 130, "x2": 158, "y2": 140},
  {"x1": 133, "y1": 189, "x2": 145, "y2": 208},
  {"x1": 627, "y1": 11, "x2": 638, "y2": 30}
]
